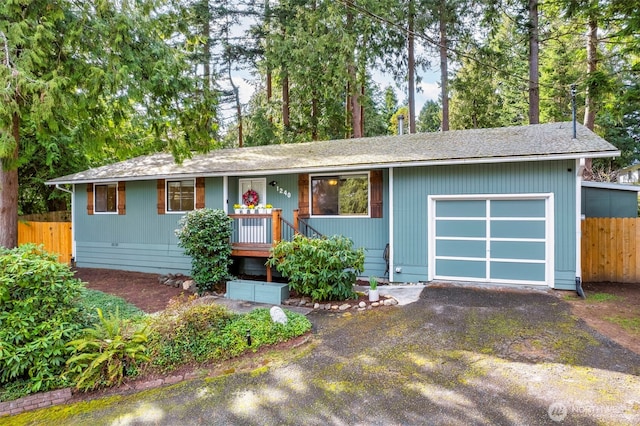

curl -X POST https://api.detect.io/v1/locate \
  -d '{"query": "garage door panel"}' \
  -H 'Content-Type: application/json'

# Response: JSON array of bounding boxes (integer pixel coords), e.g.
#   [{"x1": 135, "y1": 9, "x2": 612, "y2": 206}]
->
[
  {"x1": 490, "y1": 220, "x2": 545, "y2": 239},
  {"x1": 491, "y1": 241, "x2": 545, "y2": 260},
  {"x1": 436, "y1": 220, "x2": 486, "y2": 238},
  {"x1": 436, "y1": 259, "x2": 486, "y2": 279},
  {"x1": 491, "y1": 199, "x2": 545, "y2": 217},
  {"x1": 436, "y1": 200, "x2": 486, "y2": 217},
  {"x1": 490, "y1": 261, "x2": 546, "y2": 282},
  {"x1": 436, "y1": 239, "x2": 486, "y2": 258},
  {"x1": 432, "y1": 196, "x2": 551, "y2": 286}
]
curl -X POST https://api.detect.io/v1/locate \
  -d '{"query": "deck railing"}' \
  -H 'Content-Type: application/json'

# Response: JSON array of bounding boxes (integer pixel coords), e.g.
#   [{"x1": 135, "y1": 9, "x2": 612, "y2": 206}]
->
[{"x1": 229, "y1": 209, "x2": 324, "y2": 252}]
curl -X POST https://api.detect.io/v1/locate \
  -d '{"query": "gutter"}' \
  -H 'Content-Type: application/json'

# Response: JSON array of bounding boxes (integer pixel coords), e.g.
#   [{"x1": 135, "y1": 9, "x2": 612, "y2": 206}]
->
[{"x1": 45, "y1": 150, "x2": 621, "y2": 186}]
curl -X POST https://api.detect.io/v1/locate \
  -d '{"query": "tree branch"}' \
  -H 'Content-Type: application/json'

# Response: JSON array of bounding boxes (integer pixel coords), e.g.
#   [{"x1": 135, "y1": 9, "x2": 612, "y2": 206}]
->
[{"x1": 0, "y1": 30, "x2": 10, "y2": 68}]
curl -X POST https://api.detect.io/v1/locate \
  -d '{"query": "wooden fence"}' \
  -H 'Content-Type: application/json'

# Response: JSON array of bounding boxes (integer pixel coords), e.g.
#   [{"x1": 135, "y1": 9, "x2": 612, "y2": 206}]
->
[
  {"x1": 581, "y1": 217, "x2": 640, "y2": 283},
  {"x1": 17, "y1": 221, "x2": 73, "y2": 264}
]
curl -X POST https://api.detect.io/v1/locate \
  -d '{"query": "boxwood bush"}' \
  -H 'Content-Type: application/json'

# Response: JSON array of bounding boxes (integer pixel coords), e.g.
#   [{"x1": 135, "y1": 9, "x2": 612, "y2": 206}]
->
[{"x1": 0, "y1": 244, "x2": 85, "y2": 392}]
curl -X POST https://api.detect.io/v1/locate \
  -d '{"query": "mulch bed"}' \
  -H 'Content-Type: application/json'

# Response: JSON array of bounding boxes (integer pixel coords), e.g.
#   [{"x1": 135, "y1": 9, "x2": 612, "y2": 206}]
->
[{"x1": 74, "y1": 268, "x2": 186, "y2": 313}]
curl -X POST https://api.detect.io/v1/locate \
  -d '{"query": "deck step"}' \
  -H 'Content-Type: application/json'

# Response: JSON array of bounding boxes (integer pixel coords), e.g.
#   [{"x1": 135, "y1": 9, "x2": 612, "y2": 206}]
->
[{"x1": 226, "y1": 279, "x2": 289, "y2": 305}]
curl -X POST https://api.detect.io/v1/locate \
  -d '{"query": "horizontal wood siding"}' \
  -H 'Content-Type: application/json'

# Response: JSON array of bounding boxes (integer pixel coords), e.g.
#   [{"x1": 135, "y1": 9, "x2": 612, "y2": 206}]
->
[
  {"x1": 75, "y1": 242, "x2": 190, "y2": 274},
  {"x1": 18, "y1": 221, "x2": 72, "y2": 264},
  {"x1": 394, "y1": 160, "x2": 576, "y2": 286},
  {"x1": 581, "y1": 218, "x2": 640, "y2": 283}
]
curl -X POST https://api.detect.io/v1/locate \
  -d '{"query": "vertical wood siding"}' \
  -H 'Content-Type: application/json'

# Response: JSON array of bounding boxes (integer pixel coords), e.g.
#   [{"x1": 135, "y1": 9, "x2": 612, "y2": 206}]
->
[{"x1": 393, "y1": 160, "x2": 576, "y2": 286}]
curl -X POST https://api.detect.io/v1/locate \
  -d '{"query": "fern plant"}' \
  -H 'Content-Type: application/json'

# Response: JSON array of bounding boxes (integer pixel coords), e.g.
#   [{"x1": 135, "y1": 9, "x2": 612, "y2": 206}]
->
[{"x1": 65, "y1": 308, "x2": 150, "y2": 391}]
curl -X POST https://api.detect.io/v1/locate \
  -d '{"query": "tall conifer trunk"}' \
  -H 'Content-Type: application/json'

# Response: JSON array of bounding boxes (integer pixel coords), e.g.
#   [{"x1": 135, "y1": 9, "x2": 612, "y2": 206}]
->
[
  {"x1": 408, "y1": 0, "x2": 416, "y2": 133},
  {"x1": 0, "y1": 112, "x2": 19, "y2": 248},
  {"x1": 439, "y1": 0, "x2": 449, "y2": 131},
  {"x1": 528, "y1": 0, "x2": 540, "y2": 124}
]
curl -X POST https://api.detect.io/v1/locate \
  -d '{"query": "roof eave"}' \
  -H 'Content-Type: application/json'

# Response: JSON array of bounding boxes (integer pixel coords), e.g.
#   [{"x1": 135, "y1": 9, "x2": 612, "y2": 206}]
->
[{"x1": 45, "y1": 149, "x2": 620, "y2": 185}]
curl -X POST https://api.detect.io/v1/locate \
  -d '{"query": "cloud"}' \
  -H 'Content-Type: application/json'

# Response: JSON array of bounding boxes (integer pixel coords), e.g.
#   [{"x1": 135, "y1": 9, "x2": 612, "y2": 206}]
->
[
  {"x1": 232, "y1": 77, "x2": 254, "y2": 104},
  {"x1": 418, "y1": 81, "x2": 440, "y2": 102}
]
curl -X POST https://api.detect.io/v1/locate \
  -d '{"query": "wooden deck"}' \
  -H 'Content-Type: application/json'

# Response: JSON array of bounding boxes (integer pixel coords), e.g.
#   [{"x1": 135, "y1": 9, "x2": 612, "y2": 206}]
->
[{"x1": 229, "y1": 210, "x2": 290, "y2": 282}]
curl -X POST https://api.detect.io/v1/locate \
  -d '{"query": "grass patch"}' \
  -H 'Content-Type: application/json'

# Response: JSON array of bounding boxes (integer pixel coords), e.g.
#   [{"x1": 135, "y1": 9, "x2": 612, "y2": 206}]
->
[
  {"x1": 78, "y1": 288, "x2": 146, "y2": 323},
  {"x1": 605, "y1": 315, "x2": 640, "y2": 334},
  {"x1": 586, "y1": 292, "x2": 622, "y2": 303}
]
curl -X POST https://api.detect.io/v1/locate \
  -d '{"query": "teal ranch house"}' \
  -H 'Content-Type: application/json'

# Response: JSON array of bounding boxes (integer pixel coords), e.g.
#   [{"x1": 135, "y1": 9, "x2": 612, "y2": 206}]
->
[{"x1": 47, "y1": 122, "x2": 618, "y2": 291}]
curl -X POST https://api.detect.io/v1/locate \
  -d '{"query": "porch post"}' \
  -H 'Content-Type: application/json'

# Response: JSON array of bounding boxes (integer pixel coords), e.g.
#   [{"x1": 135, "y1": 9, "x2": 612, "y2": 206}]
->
[
  {"x1": 272, "y1": 209, "x2": 282, "y2": 243},
  {"x1": 293, "y1": 209, "x2": 299, "y2": 233}
]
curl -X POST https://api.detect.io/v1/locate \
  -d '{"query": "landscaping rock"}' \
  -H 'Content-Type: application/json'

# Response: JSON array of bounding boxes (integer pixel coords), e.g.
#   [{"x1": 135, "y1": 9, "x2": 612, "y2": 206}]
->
[
  {"x1": 338, "y1": 304, "x2": 351, "y2": 311},
  {"x1": 270, "y1": 306, "x2": 288, "y2": 325},
  {"x1": 358, "y1": 301, "x2": 366, "y2": 308},
  {"x1": 182, "y1": 280, "x2": 196, "y2": 292}
]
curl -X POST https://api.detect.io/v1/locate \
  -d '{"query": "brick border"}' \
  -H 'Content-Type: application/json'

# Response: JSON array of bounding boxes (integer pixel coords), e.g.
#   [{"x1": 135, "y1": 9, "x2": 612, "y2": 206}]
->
[
  {"x1": 0, "y1": 371, "x2": 205, "y2": 418},
  {"x1": 0, "y1": 388, "x2": 72, "y2": 417},
  {"x1": 0, "y1": 334, "x2": 312, "y2": 418}
]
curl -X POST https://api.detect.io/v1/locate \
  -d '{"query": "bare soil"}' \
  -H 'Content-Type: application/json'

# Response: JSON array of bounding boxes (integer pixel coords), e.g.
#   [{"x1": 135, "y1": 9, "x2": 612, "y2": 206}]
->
[
  {"x1": 74, "y1": 268, "x2": 186, "y2": 313},
  {"x1": 562, "y1": 281, "x2": 640, "y2": 355},
  {"x1": 74, "y1": 268, "x2": 640, "y2": 355}
]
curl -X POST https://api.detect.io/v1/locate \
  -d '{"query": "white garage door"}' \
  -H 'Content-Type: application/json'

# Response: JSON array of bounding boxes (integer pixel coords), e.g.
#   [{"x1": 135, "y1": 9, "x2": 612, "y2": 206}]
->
[{"x1": 428, "y1": 194, "x2": 554, "y2": 286}]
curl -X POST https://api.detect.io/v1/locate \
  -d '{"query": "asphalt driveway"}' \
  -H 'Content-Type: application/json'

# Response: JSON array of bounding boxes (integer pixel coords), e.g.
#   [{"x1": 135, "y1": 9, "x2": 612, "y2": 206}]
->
[{"x1": 8, "y1": 286, "x2": 640, "y2": 425}]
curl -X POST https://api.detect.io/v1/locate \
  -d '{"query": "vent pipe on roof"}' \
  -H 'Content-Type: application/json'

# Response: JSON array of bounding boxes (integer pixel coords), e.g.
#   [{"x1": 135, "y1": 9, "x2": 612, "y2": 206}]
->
[
  {"x1": 571, "y1": 84, "x2": 577, "y2": 139},
  {"x1": 398, "y1": 115, "x2": 404, "y2": 135}
]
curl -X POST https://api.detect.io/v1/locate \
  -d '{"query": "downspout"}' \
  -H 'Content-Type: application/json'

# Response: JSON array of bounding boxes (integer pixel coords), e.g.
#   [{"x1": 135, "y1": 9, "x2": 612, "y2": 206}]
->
[
  {"x1": 55, "y1": 184, "x2": 76, "y2": 264},
  {"x1": 389, "y1": 167, "x2": 394, "y2": 282},
  {"x1": 223, "y1": 176, "x2": 229, "y2": 214},
  {"x1": 575, "y1": 158, "x2": 586, "y2": 299}
]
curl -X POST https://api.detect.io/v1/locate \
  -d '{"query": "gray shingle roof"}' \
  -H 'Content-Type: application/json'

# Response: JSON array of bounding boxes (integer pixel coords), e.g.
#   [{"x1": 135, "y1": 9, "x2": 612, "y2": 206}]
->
[{"x1": 47, "y1": 122, "x2": 619, "y2": 184}]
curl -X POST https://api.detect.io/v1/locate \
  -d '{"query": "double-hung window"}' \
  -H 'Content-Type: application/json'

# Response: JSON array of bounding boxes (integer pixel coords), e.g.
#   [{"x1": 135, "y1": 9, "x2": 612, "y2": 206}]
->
[
  {"x1": 311, "y1": 173, "x2": 369, "y2": 216},
  {"x1": 167, "y1": 180, "x2": 195, "y2": 212},
  {"x1": 94, "y1": 183, "x2": 117, "y2": 213}
]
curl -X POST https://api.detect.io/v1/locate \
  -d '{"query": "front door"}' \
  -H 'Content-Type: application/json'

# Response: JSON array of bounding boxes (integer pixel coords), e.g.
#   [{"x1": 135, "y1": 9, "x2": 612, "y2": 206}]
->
[{"x1": 238, "y1": 179, "x2": 267, "y2": 243}]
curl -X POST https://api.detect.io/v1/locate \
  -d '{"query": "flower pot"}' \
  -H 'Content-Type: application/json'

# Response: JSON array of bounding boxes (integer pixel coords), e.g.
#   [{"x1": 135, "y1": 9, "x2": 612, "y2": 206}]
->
[
  {"x1": 234, "y1": 209, "x2": 241, "y2": 214},
  {"x1": 258, "y1": 208, "x2": 266, "y2": 214},
  {"x1": 249, "y1": 209, "x2": 256, "y2": 214},
  {"x1": 265, "y1": 208, "x2": 273, "y2": 214},
  {"x1": 369, "y1": 288, "x2": 379, "y2": 302},
  {"x1": 240, "y1": 209, "x2": 248, "y2": 214}
]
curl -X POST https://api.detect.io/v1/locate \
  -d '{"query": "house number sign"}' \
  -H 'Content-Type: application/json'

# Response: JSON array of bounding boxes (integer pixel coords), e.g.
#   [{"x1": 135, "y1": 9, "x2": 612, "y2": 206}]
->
[{"x1": 275, "y1": 186, "x2": 292, "y2": 198}]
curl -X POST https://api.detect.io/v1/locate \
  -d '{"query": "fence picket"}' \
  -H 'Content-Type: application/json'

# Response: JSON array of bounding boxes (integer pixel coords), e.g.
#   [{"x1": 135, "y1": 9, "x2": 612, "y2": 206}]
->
[
  {"x1": 581, "y1": 218, "x2": 640, "y2": 283},
  {"x1": 17, "y1": 221, "x2": 72, "y2": 264}
]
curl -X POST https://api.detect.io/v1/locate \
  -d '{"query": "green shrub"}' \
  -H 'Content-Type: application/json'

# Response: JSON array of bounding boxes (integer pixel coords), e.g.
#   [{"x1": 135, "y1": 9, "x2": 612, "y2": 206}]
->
[
  {"x1": 0, "y1": 244, "x2": 85, "y2": 392},
  {"x1": 175, "y1": 208, "x2": 233, "y2": 293},
  {"x1": 209, "y1": 308, "x2": 312, "y2": 358},
  {"x1": 147, "y1": 297, "x2": 236, "y2": 370},
  {"x1": 65, "y1": 308, "x2": 150, "y2": 391},
  {"x1": 267, "y1": 234, "x2": 365, "y2": 301},
  {"x1": 147, "y1": 297, "x2": 311, "y2": 371}
]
